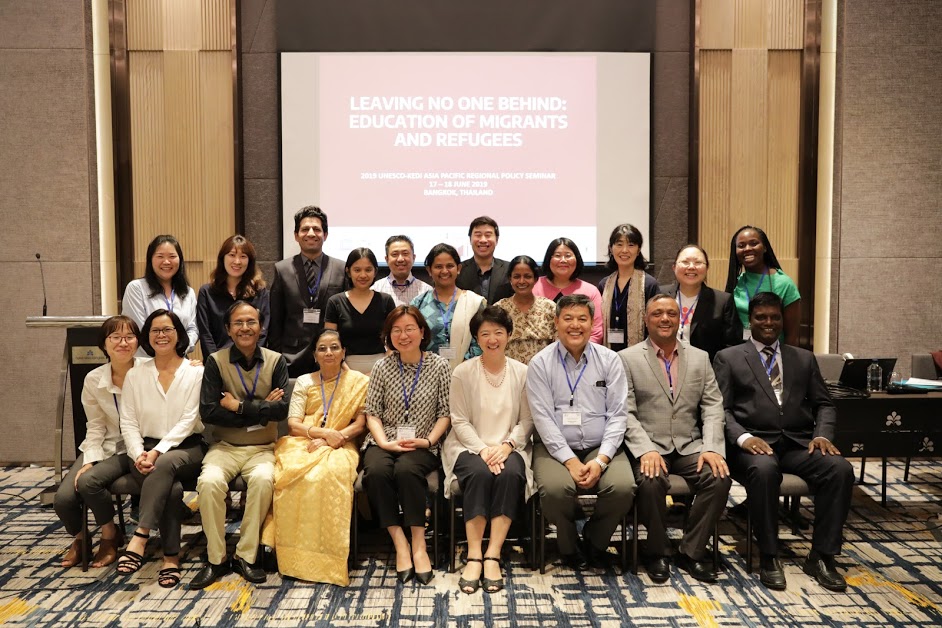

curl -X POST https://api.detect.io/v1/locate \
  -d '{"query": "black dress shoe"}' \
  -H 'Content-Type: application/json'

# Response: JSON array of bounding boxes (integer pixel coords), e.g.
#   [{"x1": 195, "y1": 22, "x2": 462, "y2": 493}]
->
[
  {"x1": 397, "y1": 567, "x2": 415, "y2": 584},
  {"x1": 803, "y1": 553, "x2": 847, "y2": 592},
  {"x1": 580, "y1": 537, "x2": 613, "y2": 569},
  {"x1": 187, "y1": 560, "x2": 229, "y2": 590},
  {"x1": 231, "y1": 556, "x2": 266, "y2": 584},
  {"x1": 759, "y1": 555, "x2": 787, "y2": 591},
  {"x1": 675, "y1": 552, "x2": 717, "y2": 583},
  {"x1": 561, "y1": 550, "x2": 589, "y2": 571},
  {"x1": 644, "y1": 555, "x2": 670, "y2": 583}
]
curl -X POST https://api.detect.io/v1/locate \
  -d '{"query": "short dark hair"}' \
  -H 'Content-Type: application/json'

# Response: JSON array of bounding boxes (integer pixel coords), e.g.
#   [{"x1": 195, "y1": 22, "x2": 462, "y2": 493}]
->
[
  {"x1": 725, "y1": 225, "x2": 784, "y2": 293},
  {"x1": 673, "y1": 243, "x2": 710, "y2": 267},
  {"x1": 385, "y1": 234, "x2": 415, "y2": 254},
  {"x1": 424, "y1": 243, "x2": 461, "y2": 268},
  {"x1": 382, "y1": 305, "x2": 432, "y2": 352},
  {"x1": 507, "y1": 255, "x2": 540, "y2": 278},
  {"x1": 468, "y1": 216, "x2": 500, "y2": 237},
  {"x1": 605, "y1": 224, "x2": 647, "y2": 272},
  {"x1": 345, "y1": 247, "x2": 379, "y2": 275},
  {"x1": 97, "y1": 315, "x2": 141, "y2": 357},
  {"x1": 210, "y1": 234, "x2": 265, "y2": 299},
  {"x1": 470, "y1": 305, "x2": 513, "y2": 338},
  {"x1": 645, "y1": 293, "x2": 677, "y2": 313},
  {"x1": 143, "y1": 235, "x2": 190, "y2": 301},
  {"x1": 748, "y1": 291, "x2": 784, "y2": 317},
  {"x1": 313, "y1": 328, "x2": 343, "y2": 352},
  {"x1": 224, "y1": 300, "x2": 262, "y2": 327},
  {"x1": 140, "y1": 309, "x2": 189, "y2": 357},
  {"x1": 293, "y1": 205, "x2": 329, "y2": 234},
  {"x1": 542, "y1": 238, "x2": 585, "y2": 281},
  {"x1": 556, "y1": 293, "x2": 594, "y2": 317}
]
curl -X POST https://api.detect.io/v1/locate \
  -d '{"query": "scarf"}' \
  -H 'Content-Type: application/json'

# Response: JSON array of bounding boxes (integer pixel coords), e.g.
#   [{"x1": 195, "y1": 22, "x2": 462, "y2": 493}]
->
[{"x1": 600, "y1": 268, "x2": 645, "y2": 347}]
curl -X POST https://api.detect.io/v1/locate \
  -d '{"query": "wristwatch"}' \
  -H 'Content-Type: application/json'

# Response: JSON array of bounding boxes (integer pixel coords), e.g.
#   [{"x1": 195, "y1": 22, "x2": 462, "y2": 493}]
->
[
  {"x1": 593, "y1": 457, "x2": 609, "y2": 473},
  {"x1": 236, "y1": 400, "x2": 244, "y2": 415}
]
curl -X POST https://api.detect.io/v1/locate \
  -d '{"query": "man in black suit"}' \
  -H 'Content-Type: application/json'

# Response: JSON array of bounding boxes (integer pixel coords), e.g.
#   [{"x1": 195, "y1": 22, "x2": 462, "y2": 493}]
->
[
  {"x1": 713, "y1": 292, "x2": 853, "y2": 592},
  {"x1": 455, "y1": 216, "x2": 511, "y2": 304},
  {"x1": 268, "y1": 206, "x2": 346, "y2": 377}
]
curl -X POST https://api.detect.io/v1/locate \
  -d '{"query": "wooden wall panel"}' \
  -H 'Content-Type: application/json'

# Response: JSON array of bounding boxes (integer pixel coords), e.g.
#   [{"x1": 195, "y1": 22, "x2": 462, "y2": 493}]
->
[
  {"x1": 734, "y1": 0, "x2": 768, "y2": 49},
  {"x1": 201, "y1": 0, "x2": 232, "y2": 51},
  {"x1": 730, "y1": 49, "x2": 769, "y2": 226},
  {"x1": 699, "y1": 51, "x2": 733, "y2": 284},
  {"x1": 199, "y1": 52, "x2": 237, "y2": 265},
  {"x1": 768, "y1": 0, "x2": 804, "y2": 50},
  {"x1": 162, "y1": 0, "x2": 201, "y2": 50},
  {"x1": 767, "y1": 51, "x2": 801, "y2": 268},
  {"x1": 126, "y1": 0, "x2": 163, "y2": 51},
  {"x1": 701, "y1": 0, "x2": 734, "y2": 50}
]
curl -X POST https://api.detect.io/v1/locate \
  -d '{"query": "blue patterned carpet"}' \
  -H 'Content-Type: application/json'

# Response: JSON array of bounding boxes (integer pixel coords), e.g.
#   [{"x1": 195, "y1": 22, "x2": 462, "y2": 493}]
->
[{"x1": 1, "y1": 460, "x2": 941, "y2": 627}]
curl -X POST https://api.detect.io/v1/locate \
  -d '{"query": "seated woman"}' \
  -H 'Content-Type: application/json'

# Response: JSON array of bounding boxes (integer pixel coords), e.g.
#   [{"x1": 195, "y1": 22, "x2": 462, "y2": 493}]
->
[
  {"x1": 411, "y1": 243, "x2": 486, "y2": 371},
  {"x1": 660, "y1": 244, "x2": 743, "y2": 361},
  {"x1": 363, "y1": 306, "x2": 451, "y2": 585},
  {"x1": 597, "y1": 224, "x2": 658, "y2": 351},
  {"x1": 442, "y1": 306, "x2": 534, "y2": 594},
  {"x1": 55, "y1": 315, "x2": 144, "y2": 568},
  {"x1": 532, "y1": 238, "x2": 604, "y2": 343},
  {"x1": 117, "y1": 309, "x2": 205, "y2": 588},
  {"x1": 324, "y1": 247, "x2": 395, "y2": 374},
  {"x1": 494, "y1": 255, "x2": 556, "y2": 365},
  {"x1": 196, "y1": 234, "x2": 270, "y2": 358},
  {"x1": 261, "y1": 329, "x2": 368, "y2": 586}
]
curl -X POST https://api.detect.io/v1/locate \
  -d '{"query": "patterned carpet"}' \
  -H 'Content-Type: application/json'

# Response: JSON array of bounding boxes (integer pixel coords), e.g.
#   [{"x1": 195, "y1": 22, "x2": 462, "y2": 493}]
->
[{"x1": 1, "y1": 460, "x2": 941, "y2": 627}]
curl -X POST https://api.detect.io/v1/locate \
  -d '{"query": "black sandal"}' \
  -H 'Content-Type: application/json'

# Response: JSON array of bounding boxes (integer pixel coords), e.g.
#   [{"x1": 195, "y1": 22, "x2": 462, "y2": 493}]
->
[
  {"x1": 116, "y1": 531, "x2": 149, "y2": 575},
  {"x1": 482, "y1": 557, "x2": 504, "y2": 593},
  {"x1": 158, "y1": 566, "x2": 182, "y2": 588},
  {"x1": 458, "y1": 557, "x2": 482, "y2": 594}
]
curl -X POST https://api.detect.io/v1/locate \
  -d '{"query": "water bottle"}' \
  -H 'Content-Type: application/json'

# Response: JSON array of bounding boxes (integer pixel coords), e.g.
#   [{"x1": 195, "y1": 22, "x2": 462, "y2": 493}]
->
[
  {"x1": 889, "y1": 370, "x2": 903, "y2": 386},
  {"x1": 867, "y1": 359, "x2": 883, "y2": 392}
]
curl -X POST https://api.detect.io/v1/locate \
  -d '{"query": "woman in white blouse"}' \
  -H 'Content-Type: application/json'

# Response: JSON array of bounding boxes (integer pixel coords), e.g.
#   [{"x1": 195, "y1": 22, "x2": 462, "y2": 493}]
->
[
  {"x1": 122, "y1": 234, "x2": 199, "y2": 355},
  {"x1": 117, "y1": 309, "x2": 205, "y2": 588},
  {"x1": 55, "y1": 315, "x2": 144, "y2": 568},
  {"x1": 442, "y1": 306, "x2": 534, "y2": 594}
]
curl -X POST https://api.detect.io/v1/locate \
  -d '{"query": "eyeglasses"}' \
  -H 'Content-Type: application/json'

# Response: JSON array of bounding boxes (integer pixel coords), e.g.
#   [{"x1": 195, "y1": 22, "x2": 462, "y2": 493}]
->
[
  {"x1": 107, "y1": 334, "x2": 137, "y2": 344},
  {"x1": 676, "y1": 260, "x2": 706, "y2": 269},
  {"x1": 229, "y1": 320, "x2": 259, "y2": 328},
  {"x1": 552, "y1": 253, "x2": 575, "y2": 261},
  {"x1": 149, "y1": 327, "x2": 177, "y2": 337},
  {"x1": 390, "y1": 326, "x2": 420, "y2": 336}
]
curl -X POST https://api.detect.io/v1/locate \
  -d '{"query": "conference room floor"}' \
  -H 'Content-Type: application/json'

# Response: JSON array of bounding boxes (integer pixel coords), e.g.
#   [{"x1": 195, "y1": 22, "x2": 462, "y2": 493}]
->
[{"x1": 1, "y1": 459, "x2": 941, "y2": 627}]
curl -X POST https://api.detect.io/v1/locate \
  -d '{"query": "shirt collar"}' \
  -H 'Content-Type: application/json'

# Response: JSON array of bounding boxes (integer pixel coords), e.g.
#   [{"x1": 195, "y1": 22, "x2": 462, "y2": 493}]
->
[
  {"x1": 647, "y1": 337, "x2": 679, "y2": 359},
  {"x1": 229, "y1": 345, "x2": 264, "y2": 369},
  {"x1": 556, "y1": 340, "x2": 590, "y2": 367},
  {"x1": 750, "y1": 337, "x2": 780, "y2": 354},
  {"x1": 388, "y1": 273, "x2": 416, "y2": 288}
]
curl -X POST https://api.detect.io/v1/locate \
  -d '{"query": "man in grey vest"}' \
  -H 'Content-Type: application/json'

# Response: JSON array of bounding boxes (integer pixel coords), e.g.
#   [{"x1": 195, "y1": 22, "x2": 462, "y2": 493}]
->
[{"x1": 189, "y1": 301, "x2": 289, "y2": 589}]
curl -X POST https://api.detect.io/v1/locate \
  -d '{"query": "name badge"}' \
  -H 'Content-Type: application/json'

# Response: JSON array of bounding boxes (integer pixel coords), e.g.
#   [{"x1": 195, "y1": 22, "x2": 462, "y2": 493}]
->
[
  {"x1": 303, "y1": 308, "x2": 321, "y2": 324},
  {"x1": 438, "y1": 345, "x2": 457, "y2": 360},
  {"x1": 562, "y1": 411, "x2": 582, "y2": 426},
  {"x1": 607, "y1": 329, "x2": 625, "y2": 345},
  {"x1": 396, "y1": 426, "x2": 416, "y2": 441},
  {"x1": 246, "y1": 424, "x2": 265, "y2": 432},
  {"x1": 743, "y1": 328, "x2": 752, "y2": 340}
]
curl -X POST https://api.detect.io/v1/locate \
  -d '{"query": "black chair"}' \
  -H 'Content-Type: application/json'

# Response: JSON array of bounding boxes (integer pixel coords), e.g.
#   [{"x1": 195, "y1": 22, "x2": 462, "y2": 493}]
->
[{"x1": 743, "y1": 473, "x2": 813, "y2": 572}]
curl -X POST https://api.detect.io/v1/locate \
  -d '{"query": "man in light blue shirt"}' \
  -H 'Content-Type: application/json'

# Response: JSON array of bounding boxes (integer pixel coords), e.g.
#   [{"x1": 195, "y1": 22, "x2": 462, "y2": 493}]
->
[{"x1": 527, "y1": 294, "x2": 635, "y2": 570}]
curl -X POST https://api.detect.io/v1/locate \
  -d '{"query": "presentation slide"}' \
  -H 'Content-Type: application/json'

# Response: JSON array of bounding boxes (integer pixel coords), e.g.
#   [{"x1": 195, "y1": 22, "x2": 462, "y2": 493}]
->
[{"x1": 281, "y1": 53, "x2": 649, "y2": 264}]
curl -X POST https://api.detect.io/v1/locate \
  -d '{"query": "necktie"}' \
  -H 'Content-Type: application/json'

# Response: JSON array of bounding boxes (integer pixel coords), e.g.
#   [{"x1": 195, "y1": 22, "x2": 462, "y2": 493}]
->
[
  {"x1": 305, "y1": 258, "x2": 319, "y2": 291},
  {"x1": 763, "y1": 345, "x2": 782, "y2": 401}
]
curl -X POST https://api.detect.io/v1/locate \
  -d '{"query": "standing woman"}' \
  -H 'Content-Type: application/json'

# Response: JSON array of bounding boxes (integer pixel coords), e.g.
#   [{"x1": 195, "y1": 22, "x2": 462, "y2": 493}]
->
[
  {"x1": 597, "y1": 224, "x2": 658, "y2": 351},
  {"x1": 362, "y1": 306, "x2": 451, "y2": 585},
  {"x1": 660, "y1": 244, "x2": 743, "y2": 362},
  {"x1": 123, "y1": 235, "x2": 198, "y2": 355},
  {"x1": 725, "y1": 226, "x2": 801, "y2": 345},
  {"x1": 494, "y1": 255, "x2": 556, "y2": 364},
  {"x1": 324, "y1": 247, "x2": 396, "y2": 374},
  {"x1": 117, "y1": 309, "x2": 205, "y2": 588},
  {"x1": 55, "y1": 316, "x2": 144, "y2": 568},
  {"x1": 442, "y1": 306, "x2": 534, "y2": 594},
  {"x1": 532, "y1": 238, "x2": 604, "y2": 343},
  {"x1": 196, "y1": 235, "x2": 270, "y2": 358},
  {"x1": 411, "y1": 243, "x2": 486, "y2": 371}
]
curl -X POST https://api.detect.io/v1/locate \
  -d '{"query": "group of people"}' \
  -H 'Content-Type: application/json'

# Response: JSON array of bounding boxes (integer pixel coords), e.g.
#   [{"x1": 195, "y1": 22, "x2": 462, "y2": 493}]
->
[{"x1": 54, "y1": 207, "x2": 852, "y2": 596}]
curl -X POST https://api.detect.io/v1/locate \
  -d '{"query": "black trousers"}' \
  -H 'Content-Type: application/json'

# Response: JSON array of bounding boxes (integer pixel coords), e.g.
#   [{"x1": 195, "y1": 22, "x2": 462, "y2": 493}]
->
[
  {"x1": 728, "y1": 438, "x2": 854, "y2": 556},
  {"x1": 453, "y1": 450, "x2": 526, "y2": 522},
  {"x1": 362, "y1": 446, "x2": 438, "y2": 529}
]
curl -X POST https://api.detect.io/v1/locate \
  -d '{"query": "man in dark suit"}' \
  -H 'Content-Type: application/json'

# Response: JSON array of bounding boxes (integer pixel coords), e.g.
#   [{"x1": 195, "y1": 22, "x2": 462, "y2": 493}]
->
[
  {"x1": 455, "y1": 216, "x2": 511, "y2": 304},
  {"x1": 268, "y1": 206, "x2": 346, "y2": 377},
  {"x1": 713, "y1": 292, "x2": 853, "y2": 592}
]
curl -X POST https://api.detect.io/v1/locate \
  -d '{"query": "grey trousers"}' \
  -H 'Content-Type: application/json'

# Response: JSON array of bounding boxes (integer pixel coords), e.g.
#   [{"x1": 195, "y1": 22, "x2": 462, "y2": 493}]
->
[
  {"x1": 54, "y1": 453, "x2": 131, "y2": 536},
  {"x1": 532, "y1": 444, "x2": 635, "y2": 555}
]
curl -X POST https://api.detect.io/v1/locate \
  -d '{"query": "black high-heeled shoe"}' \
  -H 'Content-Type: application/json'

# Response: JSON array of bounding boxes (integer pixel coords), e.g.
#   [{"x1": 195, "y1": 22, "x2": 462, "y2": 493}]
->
[
  {"x1": 458, "y1": 557, "x2": 482, "y2": 594},
  {"x1": 415, "y1": 569, "x2": 434, "y2": 585},
  {"x1": 482, "y1": 557, "x2": 504, "y2": 593},
  {"x1": 397, "y1": 567, "x2": 415, "y2": 584}
]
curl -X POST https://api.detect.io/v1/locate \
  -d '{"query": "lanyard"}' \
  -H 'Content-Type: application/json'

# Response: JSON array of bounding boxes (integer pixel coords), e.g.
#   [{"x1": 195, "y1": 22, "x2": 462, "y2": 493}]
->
[
  {"x1": 390, "y1": 275, "x2": 415, "y2": 289},
  {"x1": 236, "y1": 361, "x2": 261, "y2": 400},
  {"x1": 162, "y1": 289, "x2": 175, "y2": 313},
  {"x1": 660, "y1": 353, "x2": 675, "y2": 397},
  {"x1": 677, "y1": 291, "x2": 699, "y2": 339},
  {"x1": 307, "y1": 264, "x2": 324, "y2": 305},
  {"x1": 318, "y1": 370, "x2": 343, "y2": 427},
  {"x1": 744, "y1": 269, "x2": 770, "y2": 303},
  {"x1": 558, "y1": 347, "x2": 589, "y2": 407},
  {"x1": 397, "y1": 353, "x2": 424, "y2": 420},
  {"x1": 759, "y1": 342, "x2": 779, "y2": 377},
  {"x1": 113, "y1": 393, "x2": 120, "y2": 418},
  {"x1": 434, "y1": 289, "x2": 457, "y2": 339},
  {"x1": 612, "y1": 277, "x2": 630, "y2": 320}
]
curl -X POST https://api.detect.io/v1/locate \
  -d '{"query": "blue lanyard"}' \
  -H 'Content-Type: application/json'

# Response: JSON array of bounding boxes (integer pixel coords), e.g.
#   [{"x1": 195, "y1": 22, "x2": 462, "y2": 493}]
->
[
  {"x1": 318, "y1": 370, "x2": 342, "y2": 427},
  {"x1": 612, "y1": 277, "x2": 630, "y2": 320},
  {"x1": 434, "y1": 289, "x2": 457, "y2": 340},
  {"x1": 759, "y1": 343, "x2": 779, "y2": 377},
  {"x1": 307, "y1": 264, "x2": 324, "y2": 305},
  {"x1": 397, "y1": 353, "x2": 424, "y2": 420},
  {"x1": 660, "y1": 353, "x2": 675, "y2": 397},
  {"x1": 390, "y1": 275, "x2": 415, "y2": 289},
  {"x1": 558, "y1": 347, "x2": 589, "y2": 407},
  {"x1": 744, "y1": 269, "x2": 770, "y2": 303},
  {"x1": 677, "y1": 291, "x2": 699, "y2": 339},
  {"x1": 162, "y1": 289, "x2": 175, "y2": 313},
  {"x1": 236, "y1": 361, "x2": 261, "y2": 400}
]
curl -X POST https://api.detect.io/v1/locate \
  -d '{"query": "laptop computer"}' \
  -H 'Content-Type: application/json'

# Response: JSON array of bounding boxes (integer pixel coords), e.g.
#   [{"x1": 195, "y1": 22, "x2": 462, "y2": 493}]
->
[{"x1": 838, "y1": 358, "x2": 897, "y2": 391}]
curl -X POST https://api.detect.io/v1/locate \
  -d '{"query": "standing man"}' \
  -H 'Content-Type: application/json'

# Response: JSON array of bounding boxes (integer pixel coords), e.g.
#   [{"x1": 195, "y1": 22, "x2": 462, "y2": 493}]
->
[
  {"x1": 527, "y1": 294, "x2": 634, "y2": 569},
  {"x1": 269, "y1": 206, "x2": 346, "y2": 377},
  {"x1": 713, "y1": 292, "x2": 853, "y2": 592},
  {"x1": 619, "y1": 294, "x2": 730, "y2": 583},
  {"x1": 456, "y1": 216, "x2": 512, "y2": 304},
  {"x1": 371, "y1": 234, "x2": 432, "y2": 306},
  {"x1": 189, "y1": 301, "x2": 289, "y2": 589}
]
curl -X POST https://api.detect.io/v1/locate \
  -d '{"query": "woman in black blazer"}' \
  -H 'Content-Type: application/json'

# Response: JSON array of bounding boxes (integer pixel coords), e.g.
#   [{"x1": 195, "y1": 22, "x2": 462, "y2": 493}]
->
[{"x1": 659, "y1": 244, "x2": 743, "y2": 362}]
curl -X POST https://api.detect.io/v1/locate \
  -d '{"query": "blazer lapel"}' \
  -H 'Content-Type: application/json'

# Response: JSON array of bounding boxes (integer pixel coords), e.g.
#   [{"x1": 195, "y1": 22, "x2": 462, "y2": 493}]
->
[
  {"x1": 744, "y1": 343, "x2": 779, "y2": 405},
  {"x1": 779, "y1": 345, "x2": 797, "y2": 409},
  {"x1": 672, "y1": 342, "x2": 687, "y2": 403},
  {"x1": 643, "y1": 343, "x2": 673, "y2": 400},
  {"x1": 690, "y1": 287, "x2": 715, "y2": 340},
  {"x1": 292, "y1": 255, "x2": 309, "y2": 303}
]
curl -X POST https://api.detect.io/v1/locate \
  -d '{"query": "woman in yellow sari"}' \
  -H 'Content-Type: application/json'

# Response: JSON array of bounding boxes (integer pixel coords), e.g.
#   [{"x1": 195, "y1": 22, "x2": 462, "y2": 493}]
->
[{"x1": 261, "y1": 329, "x2": 367, "y2": 585}]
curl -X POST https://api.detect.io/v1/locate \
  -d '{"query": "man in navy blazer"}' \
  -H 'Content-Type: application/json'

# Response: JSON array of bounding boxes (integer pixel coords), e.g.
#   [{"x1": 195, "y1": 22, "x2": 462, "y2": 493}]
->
[
  {"x1": 268, "y1": 206, "x2": 347, "y2": 377},
  {"x1": 713, "y1": 292, "x2": 853, "y2": 592}
]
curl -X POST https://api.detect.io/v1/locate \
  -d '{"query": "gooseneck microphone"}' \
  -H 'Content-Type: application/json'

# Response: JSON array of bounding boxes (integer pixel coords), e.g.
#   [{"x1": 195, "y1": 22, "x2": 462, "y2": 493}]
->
[{"x1": 36, "y1": 252, "x2": 48, "y2": 316}]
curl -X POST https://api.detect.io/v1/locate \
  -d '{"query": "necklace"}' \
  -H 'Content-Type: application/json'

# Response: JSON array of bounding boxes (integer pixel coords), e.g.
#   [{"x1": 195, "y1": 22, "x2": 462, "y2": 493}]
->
[{"x1": 481, "y1": 357, "x2": 507, "y2": 388}]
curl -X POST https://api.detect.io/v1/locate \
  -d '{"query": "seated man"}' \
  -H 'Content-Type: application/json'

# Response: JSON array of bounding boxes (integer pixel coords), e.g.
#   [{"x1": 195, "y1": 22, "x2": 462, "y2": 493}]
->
[
  {"x1": 189, "y1": 301, "x2": 289, "y2": 589},
  {"x1": 713, "y1": 292, "x2": 853, "y2": 592},
  {"x1": 619, "y1": 294, "x2": 730, "y2": 583},
  {"x1": 527, "y1": 294, "x2": 634, "y2": 569}
]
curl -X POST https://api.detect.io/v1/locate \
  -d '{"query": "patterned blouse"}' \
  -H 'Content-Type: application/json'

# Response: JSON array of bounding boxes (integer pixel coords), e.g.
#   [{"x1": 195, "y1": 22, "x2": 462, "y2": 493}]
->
[
  {"x1": 364, "y1": 351, "x2": 451, "y2": 451},
  {"x1": 494, "y1": 295, "x2": 557, "y2": 365}
]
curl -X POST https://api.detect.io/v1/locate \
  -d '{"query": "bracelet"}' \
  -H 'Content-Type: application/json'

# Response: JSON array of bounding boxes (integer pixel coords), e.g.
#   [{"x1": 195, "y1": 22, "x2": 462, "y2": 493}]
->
[
  {"x1": 307, "y1": 426, "x2": 315, "y2": 440},
  {"x1": 426, "y1": 438, "x2": 433, "y2": 448}
]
